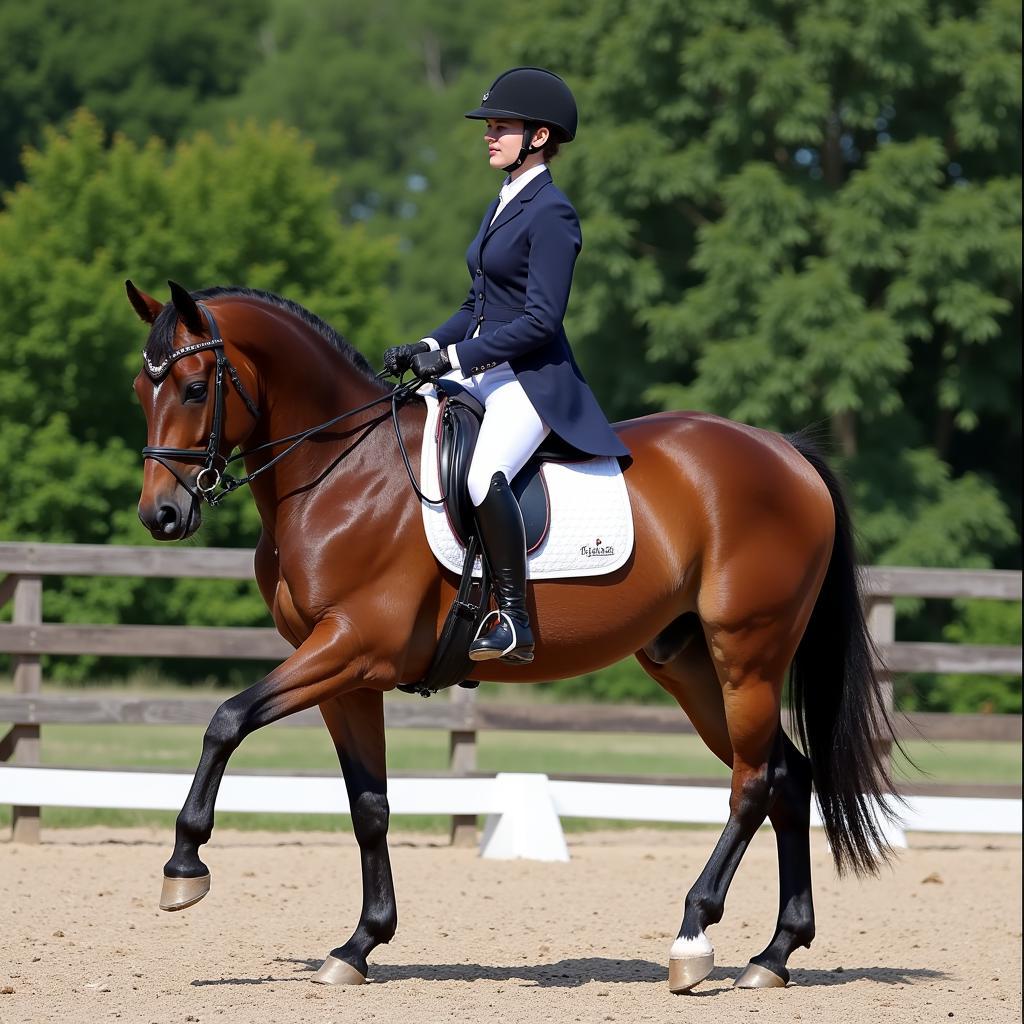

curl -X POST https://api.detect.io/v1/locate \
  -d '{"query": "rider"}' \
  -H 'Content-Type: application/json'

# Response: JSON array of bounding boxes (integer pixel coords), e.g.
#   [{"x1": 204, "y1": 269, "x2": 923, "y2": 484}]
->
[{"x1": 385, "y1": 67, "x2": 629, "y2": 665}]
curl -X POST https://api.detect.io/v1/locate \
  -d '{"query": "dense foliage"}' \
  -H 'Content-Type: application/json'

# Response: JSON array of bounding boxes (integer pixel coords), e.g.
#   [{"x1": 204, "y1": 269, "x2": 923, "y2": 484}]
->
[
  {"x1": 0, "y1": 111, "x2": 395, "y2": 681},
  {"x1": 0, "y1": 0, "x2": 1019, "y2": 708},
  {"x1": 0, "y1": 0, "x2": 270, "y2": 189}
]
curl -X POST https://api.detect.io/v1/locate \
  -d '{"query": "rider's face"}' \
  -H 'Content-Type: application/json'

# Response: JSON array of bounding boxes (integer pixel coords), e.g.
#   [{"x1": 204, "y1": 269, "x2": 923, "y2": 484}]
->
[
  {"x1": 483, "y1": 118, "x2": 547, "y2": 171},
  {"x1": 484, "y1": 118, "x2": 523, "y2": 170}
]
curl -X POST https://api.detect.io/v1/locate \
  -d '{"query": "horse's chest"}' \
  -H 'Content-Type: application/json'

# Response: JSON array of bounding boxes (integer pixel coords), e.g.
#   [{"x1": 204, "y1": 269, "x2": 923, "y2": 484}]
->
[{"x1": 271, "y1": 577, "x2": 314, "y2": 647}]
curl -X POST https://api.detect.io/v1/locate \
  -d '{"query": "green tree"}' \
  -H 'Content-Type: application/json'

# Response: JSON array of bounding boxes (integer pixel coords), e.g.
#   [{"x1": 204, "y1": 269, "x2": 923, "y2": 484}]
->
[
  {"x1": 895, "y1": 598, "x2": 1022, "y2": 713},
  {"x1": 444, "y1": 0, "x2": 1021, "y2": 709},
  {"x1": 0, "y1": 0, "x2": 269, "y2": 191},
  {"x1": 0, "y1": 110, "x2": 397, "y2": 677},
  {"x1": 384, "y1": 72, "x2": 504, "y2": 337},
  {"x1": 203, "y1": 0, "x2": 487, "y2": 224},
  {"x1": 170, "y1": 0, "x2": 500, "y2": 341},
  {"x1": 484, "y1": 0, "x2": 1020, "y2": 566}
]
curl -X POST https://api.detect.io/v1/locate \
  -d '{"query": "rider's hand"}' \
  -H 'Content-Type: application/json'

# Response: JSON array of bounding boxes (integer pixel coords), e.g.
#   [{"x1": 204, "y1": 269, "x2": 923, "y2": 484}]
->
[
  {"x1": 383, "y1": 341, "x2": 430, "y2": 376},
  {"x1": 410, "y1": 348, "x2": 451, "y2": 380}
]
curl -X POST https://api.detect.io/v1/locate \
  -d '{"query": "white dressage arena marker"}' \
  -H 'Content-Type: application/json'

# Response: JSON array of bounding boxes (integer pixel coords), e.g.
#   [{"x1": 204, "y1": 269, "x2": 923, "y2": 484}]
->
[{"x1": 479, "y1": 772, "x2": 570, "y2": 862}]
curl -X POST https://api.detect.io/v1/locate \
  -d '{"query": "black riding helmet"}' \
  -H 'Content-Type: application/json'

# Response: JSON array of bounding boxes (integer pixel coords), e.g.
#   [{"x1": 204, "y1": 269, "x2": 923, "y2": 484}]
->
[{"x1": 465, "y1": 67, "x2": 578, "y2": 172}]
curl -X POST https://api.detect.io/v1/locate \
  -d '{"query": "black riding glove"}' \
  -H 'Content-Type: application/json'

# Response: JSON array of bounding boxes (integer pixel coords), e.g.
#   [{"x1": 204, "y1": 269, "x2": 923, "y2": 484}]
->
[
  {"x1": 383, "y1": 341, "x2": 430, "y2": 376},
  {"x1": 410, "y1": 348, "x2": 452, "y2": 380}
]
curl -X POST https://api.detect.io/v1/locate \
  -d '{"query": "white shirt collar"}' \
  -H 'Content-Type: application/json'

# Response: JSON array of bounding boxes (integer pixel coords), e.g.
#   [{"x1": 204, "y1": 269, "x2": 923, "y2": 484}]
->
[{"x1": 497, "y1": 162, "x2": 548, "y2": 208}]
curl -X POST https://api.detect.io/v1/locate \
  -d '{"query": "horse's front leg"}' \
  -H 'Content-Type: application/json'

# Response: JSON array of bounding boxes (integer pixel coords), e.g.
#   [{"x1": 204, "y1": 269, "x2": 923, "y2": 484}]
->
[
  {"x1": 311, "y1": 689, "x2": 396, "y2": 985},
  {"x1": 159, "y1": 618, "x2": 382, "y2": 911}
]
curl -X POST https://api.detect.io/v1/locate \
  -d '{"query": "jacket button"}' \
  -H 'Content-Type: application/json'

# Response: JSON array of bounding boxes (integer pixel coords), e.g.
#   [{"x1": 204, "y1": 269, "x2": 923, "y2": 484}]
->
[
  {"x1": 476, "y1": 268, "x2": 482, "y2": 276},
  {"x1": 477, "y1": 293, "x2": 484, "y2": 300}
]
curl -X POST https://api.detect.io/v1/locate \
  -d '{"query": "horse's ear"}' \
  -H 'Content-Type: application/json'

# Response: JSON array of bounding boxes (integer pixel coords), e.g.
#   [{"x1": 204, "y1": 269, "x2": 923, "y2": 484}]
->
[
  {"x1": 167, "y1": 280, "x2": 206, "y2": 335},
  {"x1": 125, "y1": 279, "x2": 163, "y2": 324}
]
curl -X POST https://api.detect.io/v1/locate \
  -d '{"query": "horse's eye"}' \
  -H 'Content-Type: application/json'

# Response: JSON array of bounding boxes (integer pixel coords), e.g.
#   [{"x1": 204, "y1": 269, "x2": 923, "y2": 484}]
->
[{"x1": 185, "y1": 381, "x2": 208, "y2": 402}]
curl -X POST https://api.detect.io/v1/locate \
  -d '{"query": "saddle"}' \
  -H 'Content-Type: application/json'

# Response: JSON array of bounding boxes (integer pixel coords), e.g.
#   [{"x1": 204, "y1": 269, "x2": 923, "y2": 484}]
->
[
  {"x1": 398, "y1": 380, "x2": 583, "y2": 698},
  {"x1": 436, "y1": 379, "x2": 582, "y2": 553}
]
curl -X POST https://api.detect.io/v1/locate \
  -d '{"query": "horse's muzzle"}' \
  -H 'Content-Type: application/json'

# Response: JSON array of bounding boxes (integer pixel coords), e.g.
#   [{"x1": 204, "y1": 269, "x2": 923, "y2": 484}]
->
[{"x1": 138, "y1": 495, "x2": 200, "y2": 540}]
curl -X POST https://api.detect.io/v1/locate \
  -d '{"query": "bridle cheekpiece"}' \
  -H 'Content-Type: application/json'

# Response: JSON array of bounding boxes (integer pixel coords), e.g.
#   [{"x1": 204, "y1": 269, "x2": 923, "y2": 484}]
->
[{"x1": 141, "y1": 302, "x2": 260, "y2": 505}]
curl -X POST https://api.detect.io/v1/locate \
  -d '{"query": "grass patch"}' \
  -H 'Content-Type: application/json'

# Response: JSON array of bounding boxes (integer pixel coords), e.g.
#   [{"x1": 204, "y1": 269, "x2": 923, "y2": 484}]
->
[{"x1": 893, "y1": 740, "x2": 1022, "y2": 785}]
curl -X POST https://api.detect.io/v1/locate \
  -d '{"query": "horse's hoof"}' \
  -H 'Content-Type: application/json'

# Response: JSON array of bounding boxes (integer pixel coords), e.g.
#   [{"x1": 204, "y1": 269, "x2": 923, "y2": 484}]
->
[
  {"x1": 311, "y1": 955, "x2": 366, "y2": 986},
  {"x1": 668, "y1": 952, "x2": 714, "y2": 993},
  {"x1": 733, "y1": 962, "x2": 787, "y2": 989},
  {"x1": 159, "y1": 872, "x2": 210, "y2": 912}
]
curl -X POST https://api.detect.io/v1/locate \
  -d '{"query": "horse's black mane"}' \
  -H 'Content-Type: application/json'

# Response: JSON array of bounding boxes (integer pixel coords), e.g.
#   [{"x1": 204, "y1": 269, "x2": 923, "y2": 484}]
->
[{"x1": 144, "y1": 286, "x2": 377, "y2": 382}]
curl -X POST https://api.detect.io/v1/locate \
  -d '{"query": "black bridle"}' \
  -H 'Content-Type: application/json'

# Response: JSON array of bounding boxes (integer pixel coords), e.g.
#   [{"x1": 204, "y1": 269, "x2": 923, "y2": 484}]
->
[
  {"x1": 141, "y1": 302, "x2": 425, "y2": 507},
  {"x1": 141, "y1": 303, "x2": 262, "y2": 505}
]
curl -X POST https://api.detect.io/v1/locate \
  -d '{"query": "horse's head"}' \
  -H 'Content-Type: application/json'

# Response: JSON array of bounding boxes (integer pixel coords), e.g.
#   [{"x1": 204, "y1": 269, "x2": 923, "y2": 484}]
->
[{"x1": 129, "y1": 280, "x2": 259, "y2": 540}]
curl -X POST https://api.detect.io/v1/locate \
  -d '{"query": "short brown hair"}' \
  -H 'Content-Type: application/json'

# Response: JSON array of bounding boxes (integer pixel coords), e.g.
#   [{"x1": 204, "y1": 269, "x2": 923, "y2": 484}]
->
[{"x1": 538, "y1": 124, "x2": 563, "y2": 161}]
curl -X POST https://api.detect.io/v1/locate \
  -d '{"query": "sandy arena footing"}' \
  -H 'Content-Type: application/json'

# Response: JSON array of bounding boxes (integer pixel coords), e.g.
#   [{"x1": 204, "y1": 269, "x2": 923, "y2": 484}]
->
[{"x1": 0, "y1": 826, "x2": 1020, "y2": 1023}]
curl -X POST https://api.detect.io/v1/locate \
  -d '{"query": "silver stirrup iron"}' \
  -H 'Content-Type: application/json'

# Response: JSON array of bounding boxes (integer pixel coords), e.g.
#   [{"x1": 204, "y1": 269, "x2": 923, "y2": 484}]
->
[{"x1": 472, "y1": 609, "x2": 519, "y2": 656}]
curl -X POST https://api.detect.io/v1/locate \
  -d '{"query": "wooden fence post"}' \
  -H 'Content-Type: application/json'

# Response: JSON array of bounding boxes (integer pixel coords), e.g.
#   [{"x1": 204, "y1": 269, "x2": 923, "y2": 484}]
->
[
  {"x1": 11, "y1": 575, "x2": 43, "y2": 843},
  {"x1": 866, "y1": 594, "x2": 896, "y2": 769},
  {"x1": 448, "y1": 685, "x2": 478, "y2": 847}
]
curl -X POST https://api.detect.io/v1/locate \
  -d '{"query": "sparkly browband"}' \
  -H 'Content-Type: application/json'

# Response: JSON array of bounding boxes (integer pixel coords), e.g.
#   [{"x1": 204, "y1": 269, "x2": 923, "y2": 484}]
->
[{"x1": 142, "y1": 337, "x2": 224, "y2": 381}]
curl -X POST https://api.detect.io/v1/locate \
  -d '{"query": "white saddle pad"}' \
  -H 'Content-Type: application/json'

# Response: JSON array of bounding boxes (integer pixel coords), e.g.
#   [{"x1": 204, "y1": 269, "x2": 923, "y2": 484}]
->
[{"x1": 418, "y1": 390, "x2": 634, "y2": 580}]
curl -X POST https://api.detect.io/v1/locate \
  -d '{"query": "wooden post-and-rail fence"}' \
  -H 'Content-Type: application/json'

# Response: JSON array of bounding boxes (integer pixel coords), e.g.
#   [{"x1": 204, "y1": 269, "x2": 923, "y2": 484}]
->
[{"x1": 1, "y1": 542, "x2": 1021, "y2": 844}]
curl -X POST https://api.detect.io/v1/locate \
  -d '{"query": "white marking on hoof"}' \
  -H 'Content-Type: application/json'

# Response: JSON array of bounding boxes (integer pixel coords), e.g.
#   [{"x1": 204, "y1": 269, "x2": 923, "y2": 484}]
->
[
  {"x1": 669, "y1": 931, "x2": 715, "y2": 993},
  {"x1": 670, "y1": 931, "x2": 713, "y2": 958}
]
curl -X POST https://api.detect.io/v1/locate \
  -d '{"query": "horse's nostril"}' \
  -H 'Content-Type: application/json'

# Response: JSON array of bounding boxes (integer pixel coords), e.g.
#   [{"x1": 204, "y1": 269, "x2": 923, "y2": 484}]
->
[{"x1": 157, "y1": 505, "x2": 180, "y2": 534}]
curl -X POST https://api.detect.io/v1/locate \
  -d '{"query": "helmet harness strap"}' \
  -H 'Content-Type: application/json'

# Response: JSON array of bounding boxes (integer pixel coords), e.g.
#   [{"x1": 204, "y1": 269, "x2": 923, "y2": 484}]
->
[{"x1": 501, "y1": 122, "x2": 543, "y2": 172}]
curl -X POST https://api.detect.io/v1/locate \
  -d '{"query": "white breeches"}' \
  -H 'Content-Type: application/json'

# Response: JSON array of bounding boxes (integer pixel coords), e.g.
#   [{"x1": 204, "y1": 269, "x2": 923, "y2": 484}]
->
[{"x1": 441, "y1": 361, "x2": 550, "y2": 506}]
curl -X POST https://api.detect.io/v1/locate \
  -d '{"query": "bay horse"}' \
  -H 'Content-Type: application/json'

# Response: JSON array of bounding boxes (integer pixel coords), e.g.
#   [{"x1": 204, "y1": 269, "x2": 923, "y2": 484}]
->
[{"x1": 128, "y1": 280, "x2": 898, "y2": 994}]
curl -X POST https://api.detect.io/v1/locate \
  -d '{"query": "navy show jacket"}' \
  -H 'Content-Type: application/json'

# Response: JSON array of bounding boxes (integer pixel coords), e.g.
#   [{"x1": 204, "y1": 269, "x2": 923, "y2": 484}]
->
[{"x1": 429, "y1": 169, "x2": 630, "y2": 459}]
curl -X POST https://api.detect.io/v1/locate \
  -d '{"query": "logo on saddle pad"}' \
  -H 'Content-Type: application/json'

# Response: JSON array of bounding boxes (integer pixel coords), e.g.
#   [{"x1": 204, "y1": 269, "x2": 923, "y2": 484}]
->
[{"x1": 581, "y1": 537, "x2": 615, "y2": 558}]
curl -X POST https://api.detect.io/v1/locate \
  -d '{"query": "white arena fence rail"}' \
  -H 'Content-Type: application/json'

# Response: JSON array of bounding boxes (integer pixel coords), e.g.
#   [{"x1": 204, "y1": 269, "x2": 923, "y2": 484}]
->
[
  {"x1": 1, "y1": 542, "x2": 1021, "y2": 854},
  {"x1": 0, "y1": 765, "x2": 1019, "y2": 863}
]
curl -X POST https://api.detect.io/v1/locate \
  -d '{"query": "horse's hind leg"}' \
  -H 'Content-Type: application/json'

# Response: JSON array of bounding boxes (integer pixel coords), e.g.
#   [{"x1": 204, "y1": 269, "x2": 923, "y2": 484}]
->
[
  {"x1": 635, "y1": 636, "x2": 736, "y2": 992},
  {"x1": 670, "y1": 683, "x2": 783, "y2": 992},
  {"x1": 312, "y1": 689, "x2": 397, "y2": 985},
  {"x1": 647, "y1": 607, "x2": 808, "y2": 994},
  {"x1": 636, "y1": 625, "x2": 733, "y2": 769},
  {"x1": 640, "y1": 621, "x2": 817, "y2": 993},
  {"x1": 735, "y1": 733, "x2": 815, "y2": 989}
]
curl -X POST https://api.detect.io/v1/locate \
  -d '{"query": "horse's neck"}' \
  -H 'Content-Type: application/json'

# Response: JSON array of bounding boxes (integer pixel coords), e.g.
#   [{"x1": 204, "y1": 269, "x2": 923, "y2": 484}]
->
[
  {"x1": 237, "y1": 313, "x2": 391, "y2": 533},
  {"x1": 257, "y1": 336, "x2": 381, "y2": 428}
]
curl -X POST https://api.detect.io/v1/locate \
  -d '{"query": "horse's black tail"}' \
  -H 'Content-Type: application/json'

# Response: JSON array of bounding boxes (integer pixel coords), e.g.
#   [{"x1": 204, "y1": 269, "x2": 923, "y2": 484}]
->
[{"x1": 786, "y1": 432, "x2": 902, "y2": 876}]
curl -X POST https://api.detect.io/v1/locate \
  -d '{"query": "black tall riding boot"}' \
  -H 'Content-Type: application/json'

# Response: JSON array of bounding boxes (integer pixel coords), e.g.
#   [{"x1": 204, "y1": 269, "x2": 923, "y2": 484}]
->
[{"x1": 468, "y1": 472, "x2": 535, "y2": 664}]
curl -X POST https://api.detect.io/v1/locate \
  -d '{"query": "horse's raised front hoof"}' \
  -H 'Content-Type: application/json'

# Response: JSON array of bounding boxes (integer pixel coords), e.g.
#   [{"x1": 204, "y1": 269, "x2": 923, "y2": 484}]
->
[
  {"x1": 311, "y1": 955, "x2": 366, "y2": 986},
  {"x1": 668, "y1": 952, "x2": 714, "y2": 994},
  {"x1": 733, "y1": 962, "x2": 788, "y2": 989},
  {"x1": 159, "y1": 872, "x2": 211, "y2": 912}
]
